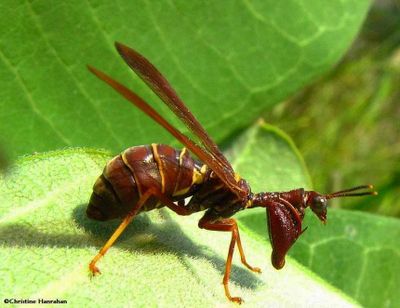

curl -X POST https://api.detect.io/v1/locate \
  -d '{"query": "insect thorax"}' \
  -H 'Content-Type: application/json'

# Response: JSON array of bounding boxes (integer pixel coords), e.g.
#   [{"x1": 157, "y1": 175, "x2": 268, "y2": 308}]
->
[{"x1": 185, "y1": 172, "x2": 251, "y2": 218}]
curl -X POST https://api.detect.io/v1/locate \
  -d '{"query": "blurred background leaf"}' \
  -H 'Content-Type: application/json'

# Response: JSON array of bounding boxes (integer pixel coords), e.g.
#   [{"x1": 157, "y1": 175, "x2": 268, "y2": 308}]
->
[
  {"x1": 268, "y1": 0, "x2": 400, "y2": 217},
  {"x1": 0, "y1": 0, "x2": 370, "y2": 159}
]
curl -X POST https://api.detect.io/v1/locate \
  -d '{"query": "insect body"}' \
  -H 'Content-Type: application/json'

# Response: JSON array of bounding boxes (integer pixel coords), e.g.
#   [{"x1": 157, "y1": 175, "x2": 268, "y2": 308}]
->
[
  {"x1": 88, "y1": 144, "x2": 249, "y2": 221},
  {"x1": 88, "y1": 144, "x2": 205, "y2": 220},
  {"x1": 87, "y1": 42, "x2": 376, "y2": 304}
]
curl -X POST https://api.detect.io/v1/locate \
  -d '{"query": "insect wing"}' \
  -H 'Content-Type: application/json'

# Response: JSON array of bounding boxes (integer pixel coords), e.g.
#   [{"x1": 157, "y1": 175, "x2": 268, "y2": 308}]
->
[
  {"x1": 266, "y1": 202, "x2": 302, "y2": 269},
  {"x1": 88, "y1": 65, "x2": 243, "y2": 196},
  {"x1": 114, "y1": 42, "x2": 245, "y2": 198}
]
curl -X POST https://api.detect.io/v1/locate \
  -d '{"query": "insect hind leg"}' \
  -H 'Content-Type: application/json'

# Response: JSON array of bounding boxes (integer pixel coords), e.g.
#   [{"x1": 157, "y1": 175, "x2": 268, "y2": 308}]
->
[
  {"x1": 198, "y1": 213, "x2": 260, "y2": 304},
  {"x1": 89, "y1": 189, "x2": 155, "y2": 276}
]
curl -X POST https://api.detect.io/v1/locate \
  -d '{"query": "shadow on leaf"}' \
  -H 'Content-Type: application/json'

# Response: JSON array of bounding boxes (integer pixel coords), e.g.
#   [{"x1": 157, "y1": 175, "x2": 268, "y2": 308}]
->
[{"x1": 0, "y1": 203, "x2": 263, "y2": 291}]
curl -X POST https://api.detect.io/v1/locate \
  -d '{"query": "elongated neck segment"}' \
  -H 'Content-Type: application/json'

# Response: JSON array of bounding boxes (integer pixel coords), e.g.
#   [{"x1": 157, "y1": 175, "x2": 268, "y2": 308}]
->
[{"x1": 252, "y1": 189, "x2": 307, "y2": 218}]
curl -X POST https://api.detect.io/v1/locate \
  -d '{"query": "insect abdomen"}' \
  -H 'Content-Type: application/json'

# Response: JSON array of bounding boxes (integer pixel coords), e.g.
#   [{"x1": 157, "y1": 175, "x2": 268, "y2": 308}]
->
[{"x1": 86, "y1": 144, "x2": 204, "y2": 221}]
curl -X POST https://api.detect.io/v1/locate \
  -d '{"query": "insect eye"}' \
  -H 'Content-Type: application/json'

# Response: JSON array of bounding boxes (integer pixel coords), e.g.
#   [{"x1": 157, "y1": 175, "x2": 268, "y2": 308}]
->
[{"x1": 313, "y1": 196, "x2": 327, "y2": 209}]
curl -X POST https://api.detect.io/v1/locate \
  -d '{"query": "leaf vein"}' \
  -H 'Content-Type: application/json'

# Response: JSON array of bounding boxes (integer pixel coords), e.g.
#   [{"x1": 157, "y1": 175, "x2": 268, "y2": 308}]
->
[{"x1": 0, "y1": 49, "x2": 72, "y2": 146}]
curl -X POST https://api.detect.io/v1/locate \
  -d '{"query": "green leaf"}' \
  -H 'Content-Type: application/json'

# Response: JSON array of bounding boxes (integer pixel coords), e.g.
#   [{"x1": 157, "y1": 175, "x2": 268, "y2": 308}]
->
[
  {"x1": 0, "y1": 125, "x2": 357, "y2": 306},
  {"x1": 0, "y1": 0, "x2": 371, "y2": 160},
  {"x1": 227, "y1": 123, "x2": 399, "y2": 307},
  {"x1": 240, "y1": 210, "x2": 400, "y2": 308},
  {"x1": 297, "y1": 211, "x2": 400, "y2": 308},
  {"x1": 227, "y1": 120, "x2": 312, "y2": 192}
]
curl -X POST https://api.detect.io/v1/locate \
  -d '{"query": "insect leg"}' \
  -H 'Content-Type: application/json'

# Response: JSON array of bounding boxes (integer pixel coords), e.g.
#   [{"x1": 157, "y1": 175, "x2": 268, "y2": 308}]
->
[
  {"x1": 198, "y1": 214, "x2": 258, "y2": 304},
  {"x1": 153, "y1": 193, "x2": 191, "y2": 216},
  {"x1": 89, "y1": 189, "x2": 154, "y2": 276},
  {"x1": 236, "y1": 233, "x2": 261, "y2": 273}
]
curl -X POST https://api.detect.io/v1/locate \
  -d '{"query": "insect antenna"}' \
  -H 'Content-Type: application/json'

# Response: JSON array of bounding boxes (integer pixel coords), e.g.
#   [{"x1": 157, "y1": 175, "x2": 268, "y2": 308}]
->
[{"x1": 326, "y1": 184, "x2": 377, "y2": 199}]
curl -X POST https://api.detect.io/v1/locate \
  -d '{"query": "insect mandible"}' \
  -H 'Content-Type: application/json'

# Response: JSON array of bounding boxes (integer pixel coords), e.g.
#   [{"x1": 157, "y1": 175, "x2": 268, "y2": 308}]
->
[{"x1": 86, "y1": 42, "x2": 377, "y2": 304}]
